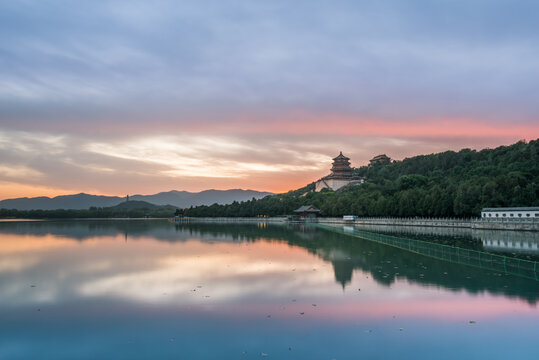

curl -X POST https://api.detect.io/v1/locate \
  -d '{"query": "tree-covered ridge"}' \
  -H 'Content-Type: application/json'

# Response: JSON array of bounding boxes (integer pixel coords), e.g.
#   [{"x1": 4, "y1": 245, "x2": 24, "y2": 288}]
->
[
  {"x1": 0, "y1": 204, "x2": 176, "y2": 219},
  {"x1": 185, "y1": 139, "x2": 538, "y2": 218}
]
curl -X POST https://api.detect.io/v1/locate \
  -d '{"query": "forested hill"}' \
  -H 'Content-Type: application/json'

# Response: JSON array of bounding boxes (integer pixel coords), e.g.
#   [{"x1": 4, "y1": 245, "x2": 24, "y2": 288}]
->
[{"x1": 185, "y1": 139, "x2": 538, "y2": 218}]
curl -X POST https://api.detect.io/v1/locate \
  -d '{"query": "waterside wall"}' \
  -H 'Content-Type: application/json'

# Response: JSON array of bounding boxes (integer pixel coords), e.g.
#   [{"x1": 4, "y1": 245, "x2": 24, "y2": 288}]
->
[
  {"x1": 171, "y1": 217, "x2": 287, "y2": 223},
  {"x1": 173, "y1": 216, "x2": 538, "y2": 231},
  {"x1": 318, "y1": 217, "x2": 538, "y2": 232}
]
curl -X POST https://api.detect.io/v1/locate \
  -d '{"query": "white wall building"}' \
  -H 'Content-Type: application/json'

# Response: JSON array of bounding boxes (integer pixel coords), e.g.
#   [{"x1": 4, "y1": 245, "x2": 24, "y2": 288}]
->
[
  {"x1": 315, "y1": 178, "x2": 363, "y2": 192},
  {"x1": 481, "y1": 207, "x2": 539, "y2": 219}
]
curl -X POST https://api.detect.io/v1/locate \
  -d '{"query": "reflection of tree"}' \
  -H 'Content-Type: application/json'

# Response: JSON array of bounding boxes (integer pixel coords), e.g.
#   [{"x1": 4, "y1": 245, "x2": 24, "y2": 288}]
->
[
  {"x1": 288, "y1": 227, "x2": 539, "y2": 304},
  {"x1": 174, "y1": 224, "x2": 539, "y2": 304},
  {"x1": 1, "y1": 220, "x2": 538, "y2": 304},
  {"x1": 352, "y1": 223, "x2": 539, "y2": 261}
]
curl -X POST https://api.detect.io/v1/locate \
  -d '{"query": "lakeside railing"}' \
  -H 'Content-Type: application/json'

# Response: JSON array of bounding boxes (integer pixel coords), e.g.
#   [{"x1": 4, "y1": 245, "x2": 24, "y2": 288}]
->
[
  {"x1": 316, "y1": 216, "x2": 538, "y2": 231},
  {"x1": 330, "y1": 216, "x2": 537, "y2": 223},
  {"x1": 315, "y1": 223, "x2": 539, "y2": 281}
]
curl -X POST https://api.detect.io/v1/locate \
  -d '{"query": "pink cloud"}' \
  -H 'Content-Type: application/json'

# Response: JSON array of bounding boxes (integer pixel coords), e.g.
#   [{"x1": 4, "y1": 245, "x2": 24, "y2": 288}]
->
[{"x1": 181, "y1": 113, "x2": 539, "y2": 139}]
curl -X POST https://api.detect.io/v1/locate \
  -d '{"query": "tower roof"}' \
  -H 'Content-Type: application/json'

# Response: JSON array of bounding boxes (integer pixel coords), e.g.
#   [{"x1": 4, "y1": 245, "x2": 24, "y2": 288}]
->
[
  {"x1": 371, "y1": 154, "x2": 389, "y2": 160},
  {"x1": 333, "y1": 151, "x2": 350, "y2": 161}
]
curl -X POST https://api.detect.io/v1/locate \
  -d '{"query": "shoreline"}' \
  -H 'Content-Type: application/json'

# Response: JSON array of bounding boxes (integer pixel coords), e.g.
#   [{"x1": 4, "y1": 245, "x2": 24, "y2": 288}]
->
[
  {"x1": 172, "y1": 216, "x2": 538, "y2": 232},
  {"x1": 1, "y1": 216, "x2": 537, "y2": 232}
]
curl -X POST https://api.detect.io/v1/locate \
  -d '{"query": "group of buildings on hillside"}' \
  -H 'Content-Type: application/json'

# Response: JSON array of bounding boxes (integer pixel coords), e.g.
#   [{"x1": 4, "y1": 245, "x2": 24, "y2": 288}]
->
[
  {"x1": 314, "y1": 152, "x2": 390, "y2": 192},
  {"x1": 294, "y1": 151, "x2": 538, "y2": 222}
]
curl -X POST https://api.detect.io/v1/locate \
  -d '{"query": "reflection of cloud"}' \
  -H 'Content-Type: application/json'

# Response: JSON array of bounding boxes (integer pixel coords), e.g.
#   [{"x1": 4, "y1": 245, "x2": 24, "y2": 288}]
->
[
  {"x1": 78, "y1": 252, "x2": 334, "y2": 303},
  {"x1": 0, "y1": 236, "x2": 340, "y2": 306},
  {"x1": 0, "y1": 231, "x2": 535, "y2": 323},
  {"x1": 0, "y1": 234, "x2": 77, "y2": 254},
  {"x1": 0, "y1": 256, "x2": 39, "y2": 272},
  {"x1": 316, "y1": 290, "x2": 539, "y2": 320}
]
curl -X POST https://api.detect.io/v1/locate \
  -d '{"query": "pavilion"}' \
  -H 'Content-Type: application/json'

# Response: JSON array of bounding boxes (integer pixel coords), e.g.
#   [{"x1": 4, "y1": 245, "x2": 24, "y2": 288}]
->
[{"x1": 294, "y1": 205, "x2": 321, "y2": 219}]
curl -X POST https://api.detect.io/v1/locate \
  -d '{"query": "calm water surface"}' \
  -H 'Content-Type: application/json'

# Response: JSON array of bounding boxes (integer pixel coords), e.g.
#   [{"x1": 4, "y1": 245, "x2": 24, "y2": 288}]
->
[{"x1": 1, "y1": 220, "x2": 538, "y2": 359}]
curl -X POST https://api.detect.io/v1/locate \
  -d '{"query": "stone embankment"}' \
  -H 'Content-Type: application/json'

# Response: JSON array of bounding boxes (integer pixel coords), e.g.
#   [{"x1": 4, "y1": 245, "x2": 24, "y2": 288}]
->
[
  {"x1": 171, "y1": 217, "x2": 287, "y2": 223},
  {"x1": 172, "y1": 216, "x2": 537, "y2": 231},
  {"x1": 318, "y1": 217, "x2": 538, "y2": 232}
]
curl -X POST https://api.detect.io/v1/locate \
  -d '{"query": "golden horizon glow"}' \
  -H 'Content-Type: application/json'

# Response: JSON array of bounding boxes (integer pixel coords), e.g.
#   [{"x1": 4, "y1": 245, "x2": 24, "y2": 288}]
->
[
  {"x1": 0, "y1": 118, "x2": 537, "y2": 200},
  {"x1": 0, "y1": 180, "x2": 120, "y2": 201}
]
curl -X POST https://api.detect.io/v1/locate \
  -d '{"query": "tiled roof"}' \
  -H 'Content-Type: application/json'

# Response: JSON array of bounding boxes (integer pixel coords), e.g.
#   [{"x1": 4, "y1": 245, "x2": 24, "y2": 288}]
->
[
  {"x1": 294, "y1": 205, "x2": 321, "y2": 213},
  {"x1": 333, "y1": 151, "x2": 350, "y2": 161},
  {"x1": 370, "y1": 154, "x2": 389, "y2": 160}
]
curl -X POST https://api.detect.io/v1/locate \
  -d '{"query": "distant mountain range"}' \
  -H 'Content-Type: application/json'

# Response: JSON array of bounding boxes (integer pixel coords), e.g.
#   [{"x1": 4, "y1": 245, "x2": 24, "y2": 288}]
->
[{"x1": 0, "y1": 189, "x2": 272, "y2": 210}]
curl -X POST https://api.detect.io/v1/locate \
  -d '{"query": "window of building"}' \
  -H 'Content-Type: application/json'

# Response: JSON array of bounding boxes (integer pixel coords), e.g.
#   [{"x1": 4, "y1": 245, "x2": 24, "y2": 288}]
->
[
  {"x1": 503, "y1": 213, "x2": 506, "y2": 217},
  {"x1": 518, "y1": 213, "x2": 522, "y2": 217},
  {"x1": 510, "y1": 213, "x2": 514, "y2": 217}
]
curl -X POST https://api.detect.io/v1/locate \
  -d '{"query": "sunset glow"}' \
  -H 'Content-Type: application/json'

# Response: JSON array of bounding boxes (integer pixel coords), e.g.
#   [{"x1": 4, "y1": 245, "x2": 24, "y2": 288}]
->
[
  {"x1": 2, "y1": 3, "x2": 538, "y2": 358},
  {"x1": 1, "y1": 1, "x2": 538, "y2": 199}
]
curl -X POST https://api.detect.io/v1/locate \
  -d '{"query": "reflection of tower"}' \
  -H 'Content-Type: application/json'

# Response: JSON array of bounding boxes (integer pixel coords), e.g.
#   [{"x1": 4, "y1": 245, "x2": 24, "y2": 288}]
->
[
  {"x1": 125, "y1": 231, "x2": 128, "y2": 242},
  {"x1": 331, "y1": 260, "x2": 354, "y2": 289}
]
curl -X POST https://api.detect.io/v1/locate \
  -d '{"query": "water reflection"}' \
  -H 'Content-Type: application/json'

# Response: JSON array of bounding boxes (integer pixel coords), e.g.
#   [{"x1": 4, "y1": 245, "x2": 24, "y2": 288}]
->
[
  {"x1": 1, "y1": 220, "x2": 538, "y2": 305},
  {"x1": 352, "y1": 223, "x2": 539, "y2": 259},
  {"x1": 1, "y1": 220, "x2": 538, "y2": 360}
]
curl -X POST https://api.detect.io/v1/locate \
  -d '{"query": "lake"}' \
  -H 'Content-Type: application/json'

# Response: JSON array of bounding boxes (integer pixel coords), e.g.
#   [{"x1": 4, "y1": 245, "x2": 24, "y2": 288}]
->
[{"x1": 1, "y1": 220, "x2": 538, "y2": 359}]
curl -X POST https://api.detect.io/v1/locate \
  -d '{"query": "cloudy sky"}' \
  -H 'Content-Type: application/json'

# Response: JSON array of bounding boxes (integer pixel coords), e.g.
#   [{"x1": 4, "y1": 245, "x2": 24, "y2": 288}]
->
[{"x1": 1, "y1": 0, "x2": 538, "y2": 199}]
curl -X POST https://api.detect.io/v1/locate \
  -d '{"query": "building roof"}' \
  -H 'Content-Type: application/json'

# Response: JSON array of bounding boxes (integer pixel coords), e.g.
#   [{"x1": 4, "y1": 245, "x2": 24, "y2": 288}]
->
[
  {"x1": 482, "y1": 207, "x2": 539, "y2": 212},
  {"x1": 370, "y1": 154, "x2": 390, "y2": 161},
  {"x1": 294, "y1": 205, "x2": 321, "y2": 213},
  {"x1": 333, "y1": 151, "x2": 350, "y2": 161}
]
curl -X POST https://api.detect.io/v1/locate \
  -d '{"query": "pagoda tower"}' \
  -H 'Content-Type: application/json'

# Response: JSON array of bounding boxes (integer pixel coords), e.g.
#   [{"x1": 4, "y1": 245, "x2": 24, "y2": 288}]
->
[
  {"x1": 314, "y1": 151, "x2": 364, "y2": 192},
  {"x1": 330, "y1": 152, "x2": 353, "y2": 179}
]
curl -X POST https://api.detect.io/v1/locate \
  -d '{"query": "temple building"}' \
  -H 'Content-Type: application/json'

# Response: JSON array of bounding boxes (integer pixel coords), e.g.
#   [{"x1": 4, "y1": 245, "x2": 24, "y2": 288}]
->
[
  {"x1": 369, "y1": 154, "x2": 391, "y2": 166},
  {"x1": 293, "y1": 205, "x2": 321, "y2": 219},
  {"x1": 315, "y1": 152, "x2": 364, "y2": 192}
]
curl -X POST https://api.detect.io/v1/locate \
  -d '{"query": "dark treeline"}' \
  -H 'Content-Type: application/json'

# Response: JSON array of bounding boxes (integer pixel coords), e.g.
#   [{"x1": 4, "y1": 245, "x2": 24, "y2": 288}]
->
[
  {"x1": 185, "y1": 139, "x2": 538, "y2": 218},
  {"x1": 0, "y1": 207, "x2": 175, "y2": 219}
]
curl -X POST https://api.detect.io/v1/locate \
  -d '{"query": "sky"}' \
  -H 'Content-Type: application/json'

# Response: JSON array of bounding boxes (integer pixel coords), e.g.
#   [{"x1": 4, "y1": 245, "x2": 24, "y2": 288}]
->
[{"x1": 1, "y1": 0, "x2": 538, "y2": 199}]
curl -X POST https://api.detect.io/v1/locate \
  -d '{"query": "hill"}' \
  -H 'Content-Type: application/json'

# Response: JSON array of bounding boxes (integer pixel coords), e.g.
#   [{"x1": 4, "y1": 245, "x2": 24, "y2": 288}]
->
[
  {"x1": 184, "y1": 139, "x2": 539, "y2": 218},
  {"x1": 129, "y1": 189, "x2": 272, "y2": 207},
  {"x1": 0, "y1": 189, "x2": 272, "y2": 210},
  {"x1": 109, "y1": 200, "x2": 167, "y2": 210},
  {"x1": 0, "y1": 200, "x2": 175, "y2": 219},
  {"x1": 0, "y1": 193, "x2": 123, "y2": 210}
]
